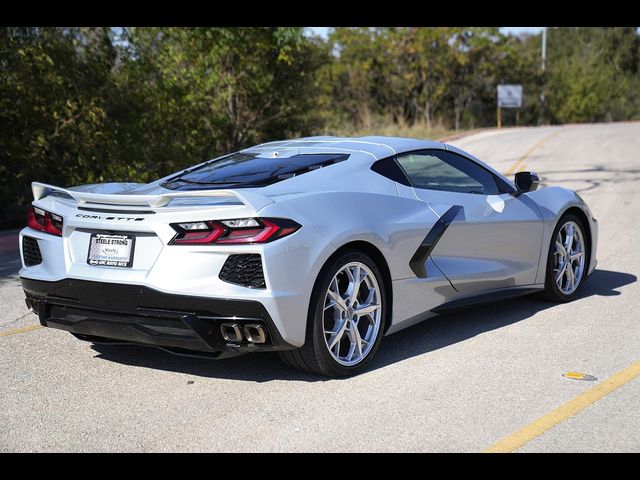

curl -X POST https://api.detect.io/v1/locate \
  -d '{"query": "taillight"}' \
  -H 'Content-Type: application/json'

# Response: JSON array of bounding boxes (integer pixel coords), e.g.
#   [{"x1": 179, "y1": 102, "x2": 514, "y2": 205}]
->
[
  {"x1": 27, "y1": 206, "x2": 63, "y2": 236},
  {"x1": 169, "y1": 218, "x2": 300, "y2": 245}
]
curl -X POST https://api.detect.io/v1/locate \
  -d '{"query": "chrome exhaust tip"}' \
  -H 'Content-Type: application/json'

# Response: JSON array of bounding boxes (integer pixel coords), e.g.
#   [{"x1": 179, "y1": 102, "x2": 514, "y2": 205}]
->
[
  {"x1": 25, "y1": 298, "x2": 38, "y2": 314},
  {"x1": 220, "y1": 323, "x2": 243, "y2": 342},
  {"x1": 243, "y1": 324, "x2": 267, "y2": 344}
]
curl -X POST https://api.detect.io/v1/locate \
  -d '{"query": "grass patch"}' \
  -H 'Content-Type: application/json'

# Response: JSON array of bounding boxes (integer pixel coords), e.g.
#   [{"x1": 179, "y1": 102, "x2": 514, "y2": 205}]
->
[{"x1": 321, "y1": 120, "x2": 470, "y2": 142}]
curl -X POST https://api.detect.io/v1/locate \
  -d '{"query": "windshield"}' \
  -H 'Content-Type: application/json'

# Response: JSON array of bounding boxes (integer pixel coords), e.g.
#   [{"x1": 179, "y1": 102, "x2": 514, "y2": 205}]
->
[{"x1": 162, "y1": 152, "x2": 350, "y2": 190}]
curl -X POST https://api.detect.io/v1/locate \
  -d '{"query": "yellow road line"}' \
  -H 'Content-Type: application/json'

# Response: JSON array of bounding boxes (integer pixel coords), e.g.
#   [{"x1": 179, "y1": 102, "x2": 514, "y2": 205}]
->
[
  {"x1": 0, "y1": 324, "x2": 42, "y2": 337},
  {"x1": 504, "y1": 159, "x2": 525, "y2": 176},
  {"x1": 503, "y1": 129, "x2": 564, "y2": 176},
  {"x1": 484, "y1": 360, "x2": 640, "y2": 453}
]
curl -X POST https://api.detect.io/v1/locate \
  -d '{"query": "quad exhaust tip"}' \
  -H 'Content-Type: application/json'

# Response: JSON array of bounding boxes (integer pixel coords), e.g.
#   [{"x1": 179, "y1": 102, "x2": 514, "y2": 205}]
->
[
  {"x1": 220, "y1": 323, "x2": 267, "y2": 344},
  {"x1": 220, "y1": 323, "x2": 243, "y2": 342},
  {"x1": 25, "y1": 298, "x2": 39, "y2": 315},
  {"x1": 243, "y1": 324, "x2": 267, "y2": 344}
]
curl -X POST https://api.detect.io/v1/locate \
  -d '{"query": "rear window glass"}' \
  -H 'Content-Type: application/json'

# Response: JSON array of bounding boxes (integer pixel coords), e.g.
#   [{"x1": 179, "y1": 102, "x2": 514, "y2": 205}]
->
[{"x1": 162, "y1": 153, "x2": 349, "y2": 190}]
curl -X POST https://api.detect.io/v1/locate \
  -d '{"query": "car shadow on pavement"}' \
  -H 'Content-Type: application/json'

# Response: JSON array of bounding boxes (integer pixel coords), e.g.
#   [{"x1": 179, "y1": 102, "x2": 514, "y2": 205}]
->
[
  {"x1": 0, "y1": 233, "x2": 21, "y2": 280},
  {"x1": 374, "y1": 268, "x2": 636, "y2": 370},
  {"x1": 0, "y1": 256, "x2": 21, "y2": 280},
  {"x1": 91, "y1": 268, "x2": 636, "y2": 383}
]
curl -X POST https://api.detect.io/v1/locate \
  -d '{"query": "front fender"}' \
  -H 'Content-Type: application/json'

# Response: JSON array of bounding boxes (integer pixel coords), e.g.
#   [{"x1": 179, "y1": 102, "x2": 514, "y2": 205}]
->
[{"x1": 526, "y1": 186, "x2": 598, "y2": 282}]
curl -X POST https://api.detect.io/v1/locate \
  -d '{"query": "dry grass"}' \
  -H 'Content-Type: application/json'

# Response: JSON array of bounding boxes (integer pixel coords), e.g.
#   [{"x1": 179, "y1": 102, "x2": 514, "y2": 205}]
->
[{"x1": 322, "y1": 119, "x2": 468, "y2": 142}]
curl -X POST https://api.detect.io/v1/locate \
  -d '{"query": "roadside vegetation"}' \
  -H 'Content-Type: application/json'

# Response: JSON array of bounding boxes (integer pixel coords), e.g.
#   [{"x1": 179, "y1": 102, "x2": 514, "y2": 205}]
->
[{"x1": 1, "y1": 27, "x2": 639, "y2": 228}]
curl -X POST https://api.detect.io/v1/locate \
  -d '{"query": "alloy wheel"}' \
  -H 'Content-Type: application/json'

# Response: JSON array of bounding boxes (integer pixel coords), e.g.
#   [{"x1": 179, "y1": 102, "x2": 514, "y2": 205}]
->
[
  {"x1": 553, "y1": 220, "x2": 586, "y2": 295},
  {"x1": 322, "y1": 261, "x2": 382, "y2": 366}
]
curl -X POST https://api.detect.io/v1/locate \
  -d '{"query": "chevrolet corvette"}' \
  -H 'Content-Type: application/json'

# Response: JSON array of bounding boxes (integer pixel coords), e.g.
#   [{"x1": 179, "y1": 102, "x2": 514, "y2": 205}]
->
[{"x1": 19, "y1": 136, "x2": 598, "y2": 376}]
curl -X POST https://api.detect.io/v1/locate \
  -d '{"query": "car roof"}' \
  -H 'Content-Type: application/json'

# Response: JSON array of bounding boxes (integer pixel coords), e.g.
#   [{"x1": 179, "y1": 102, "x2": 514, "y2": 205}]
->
[
  {"x1": 246, "y1": 136, "x2": 446, "y2": 161},
  {"x1": 244, "y1": 136, "x2": 516, "y2": 192}
]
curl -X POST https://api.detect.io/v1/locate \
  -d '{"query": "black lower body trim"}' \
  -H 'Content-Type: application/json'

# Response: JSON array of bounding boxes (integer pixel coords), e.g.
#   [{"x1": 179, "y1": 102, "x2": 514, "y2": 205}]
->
[
  {"x1": 431, "y1": 287, "x2": 543, "y2": 314},
  {"x1": 70, "y1": 333, "x2": 241, "y2": 359},
  {"x1": 21, "y1": 277, "x2": 296, "y2": 355}
]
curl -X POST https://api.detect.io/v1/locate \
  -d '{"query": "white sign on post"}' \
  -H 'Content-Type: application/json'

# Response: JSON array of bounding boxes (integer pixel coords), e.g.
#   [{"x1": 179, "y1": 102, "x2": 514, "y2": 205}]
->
[{"x1": 497, "y1": 84, "x2": 523, "y2": 108}]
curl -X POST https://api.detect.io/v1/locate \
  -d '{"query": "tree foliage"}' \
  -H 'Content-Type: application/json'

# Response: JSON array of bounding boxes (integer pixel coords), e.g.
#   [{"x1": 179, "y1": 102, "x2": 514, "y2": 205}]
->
[
  {"x1": 1, "y1": 26, "x2": 639, "y2": 228},
  {"x1": 0, "y1": 27, "x2": 327, "y2": 227}
]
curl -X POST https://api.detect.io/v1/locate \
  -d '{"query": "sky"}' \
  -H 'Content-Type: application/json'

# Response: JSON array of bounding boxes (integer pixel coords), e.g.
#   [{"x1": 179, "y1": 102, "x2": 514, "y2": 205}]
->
[{"x1": 306, "y1": 27, "x2": 545, "y2": 38}]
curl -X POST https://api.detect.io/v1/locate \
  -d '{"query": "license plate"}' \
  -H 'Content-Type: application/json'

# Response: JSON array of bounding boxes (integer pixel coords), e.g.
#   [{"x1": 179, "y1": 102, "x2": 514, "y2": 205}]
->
[{"x1": 87, "y1": 233, "x2": 135, "y2": 268}]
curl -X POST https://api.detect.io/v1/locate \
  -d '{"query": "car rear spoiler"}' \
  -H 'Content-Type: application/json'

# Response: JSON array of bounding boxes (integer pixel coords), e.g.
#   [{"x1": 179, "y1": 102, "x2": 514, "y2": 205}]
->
[{"x1": 31, "y1": 182, "x2": 274, "y2": 211}]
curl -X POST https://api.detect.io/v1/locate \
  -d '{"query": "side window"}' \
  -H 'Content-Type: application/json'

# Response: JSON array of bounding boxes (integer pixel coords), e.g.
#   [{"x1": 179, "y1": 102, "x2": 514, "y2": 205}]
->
[
  {"x1": 396, "y1": 150, "x2": 501, "y2": 195},
  {"x1": 370, "y1": 157, "x2": 412, "y2": 186}
]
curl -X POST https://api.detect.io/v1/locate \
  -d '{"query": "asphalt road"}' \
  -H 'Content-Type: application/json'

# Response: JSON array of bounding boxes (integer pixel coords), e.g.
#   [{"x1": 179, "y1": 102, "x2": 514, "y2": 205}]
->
[{"x1": 1, "y1": 122, "x2": 639, "y2": 452}]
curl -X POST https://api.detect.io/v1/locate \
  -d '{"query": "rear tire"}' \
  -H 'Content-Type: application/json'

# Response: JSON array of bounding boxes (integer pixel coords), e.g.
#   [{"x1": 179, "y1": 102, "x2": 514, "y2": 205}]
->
[
  {"x1": 539, "y1": 214, "x2": 589, "y2": 302},
  {"x1": 279, "y1": 250, "x2": 388, "y2": 377}
]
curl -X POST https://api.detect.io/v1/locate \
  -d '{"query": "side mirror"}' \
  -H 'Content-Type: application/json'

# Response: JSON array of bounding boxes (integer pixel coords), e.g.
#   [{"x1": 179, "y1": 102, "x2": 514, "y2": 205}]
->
[{"x1": 514, "y1": 171, "x2": 539, "y2": 194}]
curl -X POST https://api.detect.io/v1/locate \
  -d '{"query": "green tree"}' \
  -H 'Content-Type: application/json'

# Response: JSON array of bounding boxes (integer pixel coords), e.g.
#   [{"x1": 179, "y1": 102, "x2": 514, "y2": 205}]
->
[
  {"x1": 2, "y1": 26, "x2": 639, "y2": 230},
  {"x1": 0, "y1": 27, "x2": 121, "y2": 228},
  {"x1": 545, "y1": 27, "x2": 640, "y2": 123},
  {"x1": 0, "y1": 27, "x2": 328, "y2": 228}
]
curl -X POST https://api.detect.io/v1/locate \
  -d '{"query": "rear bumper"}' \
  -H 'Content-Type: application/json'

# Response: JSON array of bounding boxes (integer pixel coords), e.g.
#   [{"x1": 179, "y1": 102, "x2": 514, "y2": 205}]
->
[{"x1": 21, "y1": 277, "x2": 297, "y2": 356}]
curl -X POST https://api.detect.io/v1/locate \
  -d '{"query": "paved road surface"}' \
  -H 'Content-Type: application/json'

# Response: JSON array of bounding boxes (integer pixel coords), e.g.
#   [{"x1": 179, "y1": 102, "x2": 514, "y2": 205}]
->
[{"x1": 1, "y1": 123, "x2": 638, "y2": 452}]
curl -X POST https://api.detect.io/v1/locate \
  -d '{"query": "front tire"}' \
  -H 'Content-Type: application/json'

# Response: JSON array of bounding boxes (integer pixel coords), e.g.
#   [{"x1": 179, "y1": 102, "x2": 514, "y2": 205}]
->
[
  {"x1": 279, "y1": 250, "x2": 387, "y2": 377},
  {"x1": 539, "y1": 214, "x2": 588, "y2": 302}
]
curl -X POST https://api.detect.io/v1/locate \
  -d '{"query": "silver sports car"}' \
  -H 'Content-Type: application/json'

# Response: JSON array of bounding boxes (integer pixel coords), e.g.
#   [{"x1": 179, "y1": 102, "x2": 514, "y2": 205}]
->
[{"x1": 19, "y1": 136, "x2": 598, "y2": 376}]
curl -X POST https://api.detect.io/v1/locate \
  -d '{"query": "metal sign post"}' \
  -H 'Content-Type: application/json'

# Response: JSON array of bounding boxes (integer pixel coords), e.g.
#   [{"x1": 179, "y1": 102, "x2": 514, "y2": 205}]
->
[
  {"x1": 540, "y1": 27, "x2": 547, "y2": 125},
  {"x1": 497, "y1": 84, "x2": 523, "y2": 128}
]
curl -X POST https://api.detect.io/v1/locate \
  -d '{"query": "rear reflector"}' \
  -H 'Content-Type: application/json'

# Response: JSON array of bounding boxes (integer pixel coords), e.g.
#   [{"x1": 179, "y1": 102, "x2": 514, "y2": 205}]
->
[
  {"x1": 219, "y1": 254, "x2": 265, "y2": 288},
  {"x1": 22, "y1": 236, "x2": 43, "y2": 266}
]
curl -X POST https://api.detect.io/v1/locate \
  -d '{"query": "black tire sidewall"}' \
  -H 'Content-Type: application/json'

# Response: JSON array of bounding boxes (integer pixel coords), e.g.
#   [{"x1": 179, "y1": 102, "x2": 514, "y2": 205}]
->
[
  {"x1": 310, "y1": 251, "x2": 388, "y2": 376},
  {"x1": 545, "y1": 214, "x2": 588, "y2": 302}
]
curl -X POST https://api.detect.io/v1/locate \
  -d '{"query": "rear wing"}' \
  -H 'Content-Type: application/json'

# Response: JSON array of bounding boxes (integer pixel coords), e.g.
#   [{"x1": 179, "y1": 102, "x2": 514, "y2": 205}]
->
[{"x1": 31, "y1": 182, "x2": 274, "y2": 212}]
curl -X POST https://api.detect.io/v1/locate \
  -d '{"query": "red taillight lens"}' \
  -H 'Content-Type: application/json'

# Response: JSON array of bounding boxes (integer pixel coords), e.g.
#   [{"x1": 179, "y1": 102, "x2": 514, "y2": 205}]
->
[
  {"x1": 27, "y1": 206, "x2": 63, "y2": 236},
  {"x1": 169, "y1": 218, "x2": 300, "y2": 245},
  {"x1": 216, "y1": 219, "x2": 280, "y2": 244},
  {"x1": 170, "y1": 222, "x2": 225, "y2": 245}
]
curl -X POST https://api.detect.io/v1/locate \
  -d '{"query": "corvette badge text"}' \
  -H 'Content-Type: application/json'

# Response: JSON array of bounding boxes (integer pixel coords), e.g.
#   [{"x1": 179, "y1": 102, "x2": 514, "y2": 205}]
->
[{"x1": 76, "y1": 214, "x2": 144, "y2": 222}]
